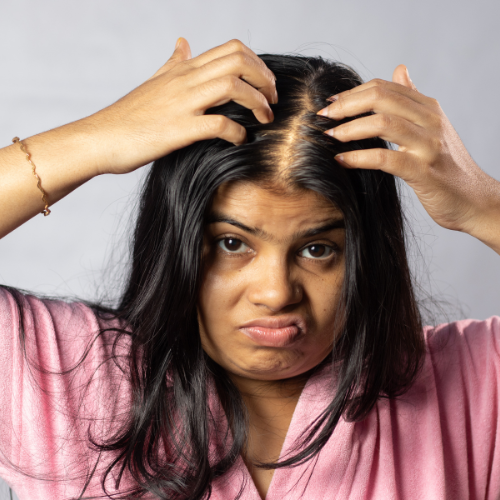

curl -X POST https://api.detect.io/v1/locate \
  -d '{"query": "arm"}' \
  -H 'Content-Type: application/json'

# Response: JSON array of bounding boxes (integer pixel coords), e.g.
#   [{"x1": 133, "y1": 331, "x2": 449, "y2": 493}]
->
[
  {"x1": 316, "y1": 66, "x2": 500, "y2": 256},
  {"x1": 1, "y1": 123, "x2": 103, "y2": 238},
  {"x1": 0, "y1": 38, "x2": 277, "y2": 240}
]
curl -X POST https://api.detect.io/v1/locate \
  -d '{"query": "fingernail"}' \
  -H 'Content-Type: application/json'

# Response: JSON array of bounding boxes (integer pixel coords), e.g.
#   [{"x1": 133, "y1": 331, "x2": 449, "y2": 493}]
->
[
  {"x1": 324, "y1": 128, "x2": 336, "y2": 137},
  {"x1": 175, "y1": 37, "x2": 183, "y2": 49},
  {"x1": 317, "y1": 107, "x2": 329, "y2": 116},
  {"x1": 335, "y1": 154, "x2": 350, "y2": 167},
  {"x1": 405, "y1": 67, "x2": 413, "y2": 84},
  {"x1": 326, "y1": 95, "x2": 338, "y2": 102},
  {"x1": 234, "y1": 136, "x2": 248, "y2": 146}
]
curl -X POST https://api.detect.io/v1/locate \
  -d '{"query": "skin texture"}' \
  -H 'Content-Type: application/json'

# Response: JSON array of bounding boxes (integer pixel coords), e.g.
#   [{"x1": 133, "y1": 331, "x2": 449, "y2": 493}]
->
[{"x1": 198, "y1": 181, "x2": 346, "y2": 497}]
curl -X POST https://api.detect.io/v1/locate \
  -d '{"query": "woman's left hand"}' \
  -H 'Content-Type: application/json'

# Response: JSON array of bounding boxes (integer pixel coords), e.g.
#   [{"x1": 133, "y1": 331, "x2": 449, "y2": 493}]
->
[{"x1": 316, "y1": 66, "x2": 500, "y2": 254}]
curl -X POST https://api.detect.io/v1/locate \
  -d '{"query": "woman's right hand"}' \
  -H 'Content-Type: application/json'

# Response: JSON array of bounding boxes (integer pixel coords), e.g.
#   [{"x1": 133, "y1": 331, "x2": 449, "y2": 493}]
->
[
  {"x1": 0, "y1": 39, "x2": 277, "y2": 238},
  {"x1": 90, "y1": 38, "x2": 277, "y2": 175}
]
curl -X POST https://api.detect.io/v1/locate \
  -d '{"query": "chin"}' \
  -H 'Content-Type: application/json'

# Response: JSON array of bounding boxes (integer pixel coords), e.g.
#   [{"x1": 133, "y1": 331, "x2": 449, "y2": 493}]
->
[{"x1": 230, "y1": 351, "x2": 313, "y2": 380}]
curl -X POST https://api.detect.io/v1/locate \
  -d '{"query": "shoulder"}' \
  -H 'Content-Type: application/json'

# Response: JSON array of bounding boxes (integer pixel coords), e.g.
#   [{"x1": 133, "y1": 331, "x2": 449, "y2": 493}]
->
[
  {"x1": 416, "y1": 316, "x2": 500, "y2": 416},
  {"x1": 425, "y1": 315, "x2": 500, "y2": 342},
  {"x1": 0, "y1": 284, "x2": 101, "y2": 329},
  {"x1": 0, "y1": 286, "x2": 130, "y2": 371},
  {"x1": 0, "y1": 287, "x2": 133, "y2": 490},
  {"x1": 423, "y1": 315, "x2": 500, "y2": 370}
]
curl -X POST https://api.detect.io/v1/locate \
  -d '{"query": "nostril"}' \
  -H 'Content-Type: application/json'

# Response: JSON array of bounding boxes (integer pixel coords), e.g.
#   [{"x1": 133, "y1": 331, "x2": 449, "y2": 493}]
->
[{"x1": 248, "y1": 278, "x2": 302, "y2": 312}]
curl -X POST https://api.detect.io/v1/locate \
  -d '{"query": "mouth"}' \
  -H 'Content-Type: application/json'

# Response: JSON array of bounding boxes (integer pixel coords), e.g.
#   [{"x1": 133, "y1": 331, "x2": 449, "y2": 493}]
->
[{"x1": 238, "y1": 315, "x2": 306, "y2": 347}]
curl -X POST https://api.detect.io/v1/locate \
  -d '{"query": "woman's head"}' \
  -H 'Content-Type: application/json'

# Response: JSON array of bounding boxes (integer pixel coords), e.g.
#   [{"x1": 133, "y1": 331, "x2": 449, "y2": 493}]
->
[{"x1": 108, "y1": 54, "x2": 424, "y2": 499}]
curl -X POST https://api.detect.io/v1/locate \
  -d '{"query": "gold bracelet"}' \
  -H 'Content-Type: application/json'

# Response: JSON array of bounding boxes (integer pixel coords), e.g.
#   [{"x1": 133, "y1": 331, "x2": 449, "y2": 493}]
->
[{"x1": 12, "y1": 137, "x2": 51, "y2": 216}]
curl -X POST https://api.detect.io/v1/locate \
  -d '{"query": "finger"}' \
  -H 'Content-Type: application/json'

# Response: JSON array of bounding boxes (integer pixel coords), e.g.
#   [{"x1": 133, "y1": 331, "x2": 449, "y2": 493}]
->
[
  {"x1": 189, "y1": 39, "x2": 263, "y2": 70},
  {"x1": 187, "y1": 39, "x2": 277, "y2": 102},
  {"x1": 186, "y1": 51, "x2": 278, "y2": 105},
  {"x1": 334, "y1": 148, "x2": 423, "y2": 183},
  {"x1": 194, "y1": 115, "x2": 247, "y2": 146},
  {"x1": 190, "y1": 75, "x2": 274, "y2": 124},
  {"x1": 392, "y1": 64, "x2": 418, "y2": 91},
  {"x1": 150, "y1": 37, "x2": 193, "y2": 79},
  {"x1": 325, "y1": 113, "x2": 431, "y2": 151},
  {"x1": 326, "y1": 78, "x2": 433, "y2": 107},
  {"x1": 318, "y1": 85, "x2": 436, "y2": 128}
]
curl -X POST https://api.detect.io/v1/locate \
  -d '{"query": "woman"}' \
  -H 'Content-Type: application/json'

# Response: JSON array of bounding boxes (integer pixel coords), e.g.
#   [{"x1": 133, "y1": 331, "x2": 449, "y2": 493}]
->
[{"x1": 0, "y1": 38, "x2": 499, "y2": 500}]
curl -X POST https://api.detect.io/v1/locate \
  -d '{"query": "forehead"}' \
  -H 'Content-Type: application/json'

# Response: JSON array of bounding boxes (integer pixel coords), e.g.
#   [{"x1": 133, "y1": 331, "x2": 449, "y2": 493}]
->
[{"x1": 209, "y1": 181, "x2": 342, "y2": 233}]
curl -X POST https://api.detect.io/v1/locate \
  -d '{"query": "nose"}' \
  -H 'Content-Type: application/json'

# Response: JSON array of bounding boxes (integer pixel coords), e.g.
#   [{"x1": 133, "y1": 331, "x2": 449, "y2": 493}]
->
[{"x1": 246, "y1": 254, "x2": 302, "y2": 312}]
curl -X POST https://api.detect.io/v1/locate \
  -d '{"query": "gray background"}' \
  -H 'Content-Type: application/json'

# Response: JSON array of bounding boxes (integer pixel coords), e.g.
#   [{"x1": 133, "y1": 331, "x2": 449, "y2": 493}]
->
[{"x1": 0, "y1": 0, "x2": 499, "y2": 497}]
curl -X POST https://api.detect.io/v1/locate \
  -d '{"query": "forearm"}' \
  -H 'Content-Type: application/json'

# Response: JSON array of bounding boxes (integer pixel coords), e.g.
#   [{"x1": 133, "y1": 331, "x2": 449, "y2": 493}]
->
[
  {"x1": 0, "y1": 39, "x2": 277, "y2": 240},
  {"x1": 0, "y1": 119, "x2": 103, "y2": 239}
]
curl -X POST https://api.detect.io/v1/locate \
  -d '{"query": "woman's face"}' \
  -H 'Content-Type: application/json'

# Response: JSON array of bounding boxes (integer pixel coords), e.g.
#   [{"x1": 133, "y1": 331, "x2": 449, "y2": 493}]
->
[{"x1": 198, "y1": 181, "x2": 346, "y2": 384}]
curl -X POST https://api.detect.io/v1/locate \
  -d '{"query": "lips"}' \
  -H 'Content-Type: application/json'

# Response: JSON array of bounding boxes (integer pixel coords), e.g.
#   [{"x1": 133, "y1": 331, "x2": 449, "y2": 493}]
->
[{"x1": 238, "y1": 315, "x2": 306, "y2": 347}]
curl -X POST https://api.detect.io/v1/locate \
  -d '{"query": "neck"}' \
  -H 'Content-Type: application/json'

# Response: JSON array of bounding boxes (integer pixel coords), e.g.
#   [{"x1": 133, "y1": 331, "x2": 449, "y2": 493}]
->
[{"x1": 227, "y1": 371, "x2": 310, "y2": 429}]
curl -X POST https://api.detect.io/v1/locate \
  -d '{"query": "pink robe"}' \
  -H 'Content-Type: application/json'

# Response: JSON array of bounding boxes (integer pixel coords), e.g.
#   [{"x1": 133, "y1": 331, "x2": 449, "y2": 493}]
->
[{"x1": 0, "y1": 288, "x2": 499, "y2": 499}]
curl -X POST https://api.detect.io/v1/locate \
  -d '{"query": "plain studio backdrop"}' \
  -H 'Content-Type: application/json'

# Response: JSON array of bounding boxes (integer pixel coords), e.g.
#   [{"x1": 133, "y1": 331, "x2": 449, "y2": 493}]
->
[{"x1": 0, "y1": 0, "x2": 499, "y2": 498}]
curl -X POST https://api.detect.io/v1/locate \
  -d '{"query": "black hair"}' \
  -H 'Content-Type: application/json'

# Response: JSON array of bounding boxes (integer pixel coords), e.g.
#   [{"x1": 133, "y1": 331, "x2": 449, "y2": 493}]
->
[
  {"x1": 83, "y1": 53, "x2": 425, "y2": 499},
  {"x1": 3, "y1": 53, "x2": 425, "y2": 499}
]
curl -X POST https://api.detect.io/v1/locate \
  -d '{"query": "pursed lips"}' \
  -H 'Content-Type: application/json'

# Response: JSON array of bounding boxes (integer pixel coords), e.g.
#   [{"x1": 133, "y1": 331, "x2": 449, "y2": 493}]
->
[{"x1": 238, "y1": 315, "x2": 307, "y2": 347}]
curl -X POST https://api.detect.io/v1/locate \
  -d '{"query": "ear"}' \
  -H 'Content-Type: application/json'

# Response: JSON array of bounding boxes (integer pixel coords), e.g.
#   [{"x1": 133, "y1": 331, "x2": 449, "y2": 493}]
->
[{"x1": 392, "y1": 64, "x2": 418, "y2": 91}]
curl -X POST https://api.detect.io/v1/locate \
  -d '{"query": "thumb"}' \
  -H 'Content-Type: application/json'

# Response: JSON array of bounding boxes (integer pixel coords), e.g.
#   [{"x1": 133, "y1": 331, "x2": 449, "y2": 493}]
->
[
  {"x1": 150, "y1": 37, "x2": 192, "y2": 79},
  {"x1": 170, "y1": 37, "x2": 192, "y2": 62},
  {"x1": 392, "y1": 64, "x2": 418, "y2": 91}
]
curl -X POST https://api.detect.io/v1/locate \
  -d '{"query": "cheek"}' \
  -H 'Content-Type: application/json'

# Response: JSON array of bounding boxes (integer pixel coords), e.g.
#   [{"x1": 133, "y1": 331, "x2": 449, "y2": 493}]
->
[
  {"x1": 318, "y1": 274, "x2": 343, "y2": 311},
  {"x1": 306, "y1": 266, "x2": 345, "y2": 333},
  {"x1": 197, "y1": 261, "x2": 249, "y2": 359},
  {"x1": 199, "y1": 264, "x2": 244, "y2": 316}
]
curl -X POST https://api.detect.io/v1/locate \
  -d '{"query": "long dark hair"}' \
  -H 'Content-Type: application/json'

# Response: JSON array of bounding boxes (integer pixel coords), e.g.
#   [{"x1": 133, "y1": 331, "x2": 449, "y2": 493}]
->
[{"x1": 5, "y1": 53, "x2": 425, "y2": 499}]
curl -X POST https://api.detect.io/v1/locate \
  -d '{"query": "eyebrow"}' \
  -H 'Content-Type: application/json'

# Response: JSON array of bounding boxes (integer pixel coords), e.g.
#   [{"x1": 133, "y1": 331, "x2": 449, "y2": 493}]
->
[{"x1": 206, "y1": 212, "x2": 345, "y2": 242}]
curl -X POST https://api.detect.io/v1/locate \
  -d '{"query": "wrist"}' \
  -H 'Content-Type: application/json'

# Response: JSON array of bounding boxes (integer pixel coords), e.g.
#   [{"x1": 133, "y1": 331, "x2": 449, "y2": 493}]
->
[
  {"x1": 463, "y1": 174, "x2": 500, "y2": 255},
  {"x1": 20, "y1": 121, "x2": 103, "y2": 204},
  {"x1": 82, "y1": 108, "x2": 156, "y2": 176}
]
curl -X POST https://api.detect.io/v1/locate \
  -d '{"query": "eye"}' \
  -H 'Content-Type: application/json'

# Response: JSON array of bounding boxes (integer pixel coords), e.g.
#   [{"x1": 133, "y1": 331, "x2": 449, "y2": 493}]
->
[
  {"x1": 217, "y1": 238, "x2": 250, "y2": 254},
  {"x1": 298, "y1": 244, "x2": 335, "y2": 260}
]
